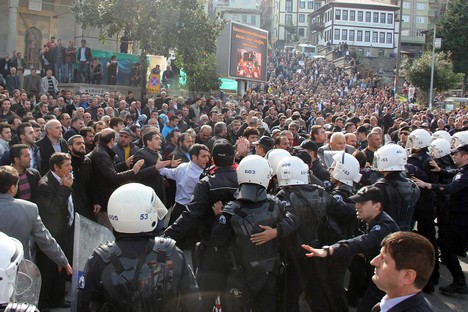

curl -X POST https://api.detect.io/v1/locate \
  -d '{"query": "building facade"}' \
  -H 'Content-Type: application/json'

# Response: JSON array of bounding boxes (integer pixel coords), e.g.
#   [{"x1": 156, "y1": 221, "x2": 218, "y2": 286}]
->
[
  {"x1": 272, "y1": 0, "x2": 321, "y2": 47},
  {"x1": 375, "y1": 0, "x2": 448, "y2": 54},
  {"x1": 1, "y1": 0, "x2": 123, "y2": 70},
  {"x1": 308, "y1": 0, "x2": 399, "y2": 57},
  {"x1": 209, "y1": 0, "x2": 262, "y2": 28}
]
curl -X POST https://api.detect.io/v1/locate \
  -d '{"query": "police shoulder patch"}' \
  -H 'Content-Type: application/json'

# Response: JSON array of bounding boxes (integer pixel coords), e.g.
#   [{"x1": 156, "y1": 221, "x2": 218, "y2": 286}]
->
[
  {"x1": 370, "y1": 225, "x2": 381, "y2": 232},
  {"x1": 333, "y1": 194, "x2": 343, "y2": 202},
  {"x1": 78, "y1": 273, "x2": 85, "y2": 289},
  {"x1": 219, "y1": 215, "x2": 227, "y2": 224}
]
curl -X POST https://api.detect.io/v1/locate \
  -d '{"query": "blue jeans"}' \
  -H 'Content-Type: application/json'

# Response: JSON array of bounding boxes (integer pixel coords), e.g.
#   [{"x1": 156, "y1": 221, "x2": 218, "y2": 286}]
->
[
  {"x1": 78, "y1": 61, "x2": 89, "y2": 83},
  {"x1": 54, "y1": 62, "x2": 65, "y2": 83}
]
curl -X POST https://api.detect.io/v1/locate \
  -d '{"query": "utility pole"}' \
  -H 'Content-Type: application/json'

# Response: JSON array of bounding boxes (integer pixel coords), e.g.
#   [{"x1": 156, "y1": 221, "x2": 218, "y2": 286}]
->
[
  {"x1": 394, "y1": 0, "x2": 403, "y2": 101},
  {"x1": 429, "y1": 23, "x2": 436, "y2": 111}
]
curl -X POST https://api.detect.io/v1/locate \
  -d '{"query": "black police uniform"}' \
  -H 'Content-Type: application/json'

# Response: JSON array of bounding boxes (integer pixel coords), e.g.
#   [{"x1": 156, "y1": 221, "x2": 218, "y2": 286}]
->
[
  {"x1": 211, "y1": 185, "x2": 298, "y2": 312},
  {"x1": 433, "y1": 155, "x2": 456, "y2": 226},
  {"x1": 77, "y1": 234, "x2": 200, "y2": 312},
  {"x1": 276, "y1": 184, "x2": 345, "y2": 312},
  {"x1": 330, "y1": 212, "x2": 399, "y2": 312},
  {"x1": 432, "y1": 164, "x2": 468, "y2": 288},
  {"x1": 312, "y1": 158, "x2": 331, "y2": 183},
  {"x1": 164, "y1": 166, "x2": 238, "y2": 311},
  {"x1": 408, "y1": 149, "x2": 439, "y2": 286},
  {"x1": 373, "y1": 172, "x2": 420, "y2": 231}
]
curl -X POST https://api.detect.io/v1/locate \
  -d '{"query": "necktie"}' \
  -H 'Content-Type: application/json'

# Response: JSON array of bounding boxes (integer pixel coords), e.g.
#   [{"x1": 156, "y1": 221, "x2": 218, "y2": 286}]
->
[{"x1": 67, "y1": 194, "x2": 74, "y2": 226}]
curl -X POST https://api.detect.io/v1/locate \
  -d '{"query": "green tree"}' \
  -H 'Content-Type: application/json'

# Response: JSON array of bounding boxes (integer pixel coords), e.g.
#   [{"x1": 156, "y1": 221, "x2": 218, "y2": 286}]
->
[
  {"x1": 74, "y1": 0, "x2": 223, "y2": 93},
  {"x1": 438, "y1": 0, "x2": 468, "y2": 94},
  {"x1": 401, "y1": 51, "x2": 462, "y2": 104}
]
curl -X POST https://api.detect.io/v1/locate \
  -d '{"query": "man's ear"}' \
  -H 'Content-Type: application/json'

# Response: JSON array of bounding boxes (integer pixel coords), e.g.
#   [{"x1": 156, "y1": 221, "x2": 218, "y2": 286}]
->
[{"x1": 401, "y1": 269, "x2": 417, "y2": 286}]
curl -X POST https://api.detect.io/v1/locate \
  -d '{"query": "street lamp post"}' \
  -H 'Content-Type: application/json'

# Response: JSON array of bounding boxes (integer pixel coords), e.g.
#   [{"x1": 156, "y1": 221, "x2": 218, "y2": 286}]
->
[{"x1": 428, "y1": 23, "x2": 436, "y2": 111}]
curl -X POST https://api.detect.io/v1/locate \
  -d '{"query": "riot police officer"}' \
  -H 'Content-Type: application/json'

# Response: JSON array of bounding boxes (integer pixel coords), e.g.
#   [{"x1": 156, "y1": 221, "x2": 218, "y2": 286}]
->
[
  {"x1": 412, "y1": 144, "x2": 468, "y2": 294},
  {"x1": 211, "y1": 155, "x2": 298, "y2": 312},
  {"x1": 302, "y1": 186, "x2": 400, "y2": 312},
  {"x1": 407, "y1": 129, "x2": 438, "y2": 290},
  {"x1": 372, "y1": 144, "x2": 420, "y2": 231},
  {"x1": 275, "y1": 156, "x2": 351, "y2": 312},
  {"x1": 164, "y1": 140, "x2": 238, "y2": 311},
  {"x1": 77, "y1": 183, "x2": 201, "y2": 312},
  {"x1": 0, "y1": 232, "x2": 39, "y2": 312}
]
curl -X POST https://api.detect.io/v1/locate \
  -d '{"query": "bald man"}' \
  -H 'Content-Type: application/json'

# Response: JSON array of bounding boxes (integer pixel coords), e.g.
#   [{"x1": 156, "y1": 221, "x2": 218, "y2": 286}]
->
[
  {"x1": 36, "y1": 119, "x2": 68, "y2": 175},
  {"x1": 317, "y1": 132, "x2": 356, "y2": 167}
]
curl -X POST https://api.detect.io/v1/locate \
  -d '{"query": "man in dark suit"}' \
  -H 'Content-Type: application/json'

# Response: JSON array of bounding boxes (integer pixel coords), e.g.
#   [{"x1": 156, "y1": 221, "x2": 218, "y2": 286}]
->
[
  {"x1": 370, "y1": 231, "x2": 434, "y2": 312},
  {"x1": 36, "y1": 119, "x2": 68, "y2": 175},
  {"x1": 36, "y1": 152, "x2": 74, "y2": 310},
  {"x1": 77, "y1": 39, "x2": 92, "y2": 83},
  {"x1": 318, "y1": 132, "x2": 355, "y2": 167}
]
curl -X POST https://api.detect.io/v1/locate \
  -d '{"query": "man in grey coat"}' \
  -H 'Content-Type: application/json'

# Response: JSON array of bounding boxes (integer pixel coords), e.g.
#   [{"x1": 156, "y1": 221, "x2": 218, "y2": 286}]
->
[{"x1": 0, "y1": 165, "x2": 72, "y2": 273}]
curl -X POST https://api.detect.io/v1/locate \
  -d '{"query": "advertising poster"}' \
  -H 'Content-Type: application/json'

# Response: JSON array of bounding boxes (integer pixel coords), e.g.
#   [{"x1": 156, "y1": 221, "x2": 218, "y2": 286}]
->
[{"x1": 228, "y1": 22, "x2": 268, "y2": 82}]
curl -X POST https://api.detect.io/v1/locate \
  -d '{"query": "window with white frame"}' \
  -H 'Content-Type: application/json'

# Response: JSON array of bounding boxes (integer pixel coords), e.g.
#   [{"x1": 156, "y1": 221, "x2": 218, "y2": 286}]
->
[
  {"x1": 308, "y1": 1, "x2": 313, "y2": 9},
  {"x1": 251, "y1": 15, "x2": 256, "y2": 25},
  {"x1": 402, "y1": 15, "x2": 410, "y2": 23},
  {"x1": 401, "y1": 28, "x2": 410, "y2": 36},
  {"x1": 380, "y1": 13, "x2": 385, "y2": 23},
  {"x1": 299, "y1": 28, "x2": 305, "y2": 37},
  {"x1": 342, "y1": 29, "x2": 348, "y2": 41},
  {"x1": 335, "y1": 29, "x2": 340, "y2": 40},
  {"x1": 379, "y1": 32, "x2": 385, "y2": 43},
  {"x1": 286, "y1": 0, "x2": 292, "y2": 13},
  {"x1": 357, "y1": 30, "x2": 363, "y2": 41},
  {"x1": 365, "y1": 12, "x2": 371, "y2": 22},
  {"x1": 417, "y1": 16, "x2": 425, "y2": 23},
  {"x1": 299, "y1": 14, "x2": 305, "y2": 23},
  {"x1": 242, "y1": 15, "x2": 247, "y2": 23},
  {"x1": 386, "y1": 32, "x2": 392, "y2": 43},
  {"x1": 358, "y1": 11, "x2": 363, "y2": 22},
  {"x1": 336, "y1": 9, "x2": 341, "y2": 20},
  {"x1": 299, "y1": 0, "x2": 305, "y2": 9},
  {"x1": 417, "y1": 3, "x2": 425, "y2": 10},
  {"x1": 350, "y1": 10, "x2": 356, "y2": 21},
  {"x1": 373, "y1": 12, "x2": 379, "y2": 23},
  {"x1": 285, "y1": 14, "x2": 292, "y2": 25},
  {"x1": 365, "y1": 31, "x2": 371, "y2": 42},
  {"x1": 349, "y1": 29, "x2": 355, "y2": 41},
  {"x1": 403, "y1": 2, "x2": 410, "y2": 9},
  {"x1": 387, "y1": 13, "x2": 393, "y2": 24},
  {"x1": 416, "y1": 30, "x2": 425, "y2": 37},
  {"x1": 343, "y1": 10, "x2": 348, "y2": 21},
  {"x1": 372, "y1": 31, "x2": 378, "y2": 43}
]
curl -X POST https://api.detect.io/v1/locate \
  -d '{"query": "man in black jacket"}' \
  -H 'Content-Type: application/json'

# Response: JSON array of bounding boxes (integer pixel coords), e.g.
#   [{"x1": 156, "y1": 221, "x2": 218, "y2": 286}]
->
[
  {"x1": 36, "y1": 152, "x2": 74, "y2": 310},
  {"x1": 133, "y1": 131, "x2": 175, "y2": 233},
  {"x1": 36, "y1": 119, "x2": 68, "y2": 175},
  {"x1": 370, "y1": 232, "x2": 434, "y2": 312},
  {"x1": 68, "y1": 135, "x2": 99, "y2": 221},
  {"x1": 89, "y1": 128, "x2": 144, "y2": 229}
]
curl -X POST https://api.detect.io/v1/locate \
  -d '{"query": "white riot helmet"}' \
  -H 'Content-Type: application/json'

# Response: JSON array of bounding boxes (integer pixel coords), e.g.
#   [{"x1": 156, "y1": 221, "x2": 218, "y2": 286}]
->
[
  {"x1": 373, "y1": 143, "x2": 408, "y2": 171},
  {"x1": 265, "y1": 149, "x2": 291, "y2": 176},
  {"x1": 0, "y1": 232, "x2": 24, "y2": 305},
  {"x1": 430, "y1": 139, "x2": 451, "y2": 159},
  {"x1": 277, "y1": 156, "x2": 309, "y2": 186},
  {"x1": 451, "y1": 131, "x2": 468, "y2": 149},
  {"x1": 107, "y1": 183, "x2": 168, "y2": 233},
  {"x1": 432, "y1": 130, "x2": 451, "y2": 143},
  {"x1": 407, "y1": 129, "x2": 432, "y2": 150},
  {"x1": 331, "y1": 152, "x2": 362, "y2": 186},
  {"x1": 237, "y1": 155, "x2": 272, "y2": 188}
]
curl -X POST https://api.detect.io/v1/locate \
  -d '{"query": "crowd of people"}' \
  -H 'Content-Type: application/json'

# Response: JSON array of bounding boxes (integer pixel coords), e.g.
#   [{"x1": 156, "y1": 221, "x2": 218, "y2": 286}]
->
[{"x1": 0, "y1": 46, "x2": 467, "y2": 312}]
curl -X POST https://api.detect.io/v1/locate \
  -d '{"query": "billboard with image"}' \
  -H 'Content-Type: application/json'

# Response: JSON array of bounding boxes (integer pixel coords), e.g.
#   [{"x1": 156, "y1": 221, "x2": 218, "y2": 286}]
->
[{"x1": 217, "y1": 21, "x2": 268, "y2": 82}]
